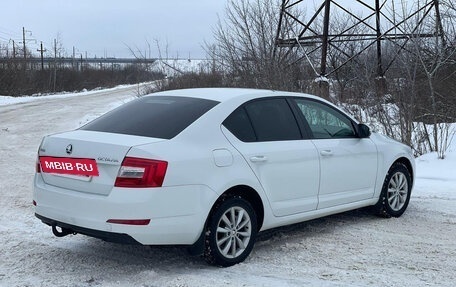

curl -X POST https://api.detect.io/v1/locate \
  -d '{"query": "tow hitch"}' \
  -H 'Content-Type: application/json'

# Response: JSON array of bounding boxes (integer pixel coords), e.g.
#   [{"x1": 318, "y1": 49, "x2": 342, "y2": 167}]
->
[{"x1": 52, "y1": 224, "x2": 75, "y2": 237}]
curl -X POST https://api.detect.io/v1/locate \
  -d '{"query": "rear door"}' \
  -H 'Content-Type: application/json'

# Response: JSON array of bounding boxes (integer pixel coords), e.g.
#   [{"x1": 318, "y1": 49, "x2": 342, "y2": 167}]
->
[{"x1": 222, "y1": 98, "x2": 320, "y2": 217}]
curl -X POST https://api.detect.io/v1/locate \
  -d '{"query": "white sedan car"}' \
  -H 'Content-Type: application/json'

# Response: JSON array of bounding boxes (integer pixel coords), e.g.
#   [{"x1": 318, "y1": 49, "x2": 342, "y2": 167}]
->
[{"x1": 34, "y1": 88, "x2": 415, "y2": 266}]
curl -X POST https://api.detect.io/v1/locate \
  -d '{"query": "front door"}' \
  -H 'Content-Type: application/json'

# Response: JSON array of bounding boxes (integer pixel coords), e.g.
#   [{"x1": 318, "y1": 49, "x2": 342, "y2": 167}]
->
[{"x1": 291, "y1": 98, "x2": 378, "y2": 209}]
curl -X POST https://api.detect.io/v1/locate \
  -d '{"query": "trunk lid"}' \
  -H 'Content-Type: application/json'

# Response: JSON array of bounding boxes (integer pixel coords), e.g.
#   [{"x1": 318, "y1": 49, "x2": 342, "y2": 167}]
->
[{"x1": 38, "y1": 130, "x2": 165, "y2": 195}]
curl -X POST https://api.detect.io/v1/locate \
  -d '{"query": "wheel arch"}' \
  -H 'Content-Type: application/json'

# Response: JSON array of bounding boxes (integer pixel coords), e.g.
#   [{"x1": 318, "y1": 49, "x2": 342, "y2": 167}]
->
[
  {"x1": 188, "y1": 185, "x2": 265, "y2": 256},
  {"x1": 392, "y1": 157, "x2": 414, "y2": 185},
  {"x1": 373, "y1": 156, "x2": 414, "y2": 218},
  {"x1": 209, "y1": 185, "x2": 265, "y2": 232}
]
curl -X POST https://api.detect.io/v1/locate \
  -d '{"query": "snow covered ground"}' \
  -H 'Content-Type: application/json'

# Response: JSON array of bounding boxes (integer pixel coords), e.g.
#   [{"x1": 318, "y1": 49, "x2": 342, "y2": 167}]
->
[{"x1": 0, "y1": 86, "x2": 455, "y2": 287}]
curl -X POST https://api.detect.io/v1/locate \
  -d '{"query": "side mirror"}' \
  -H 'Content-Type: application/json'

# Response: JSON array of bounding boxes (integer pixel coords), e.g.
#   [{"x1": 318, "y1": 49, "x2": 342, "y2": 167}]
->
[{"x1": 358, "y1": 124, "x2": 371, "y2": 138}]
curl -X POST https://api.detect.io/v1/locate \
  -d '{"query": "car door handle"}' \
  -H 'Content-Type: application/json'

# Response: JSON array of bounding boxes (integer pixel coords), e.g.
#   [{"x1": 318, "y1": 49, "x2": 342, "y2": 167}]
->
[
  {"x1": 250, "y1": 156, "x2": 268, "y2": 163},
  {"x1": 320, "y1": 150, "x2": 333, "y2": 156}
]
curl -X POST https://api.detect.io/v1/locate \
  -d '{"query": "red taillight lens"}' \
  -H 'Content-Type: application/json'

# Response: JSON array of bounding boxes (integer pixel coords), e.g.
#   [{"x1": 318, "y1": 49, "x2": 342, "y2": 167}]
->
[
  {"x1": 107, "y1": 219, "x2": 150, "y2": 225},
  {"x1": 114, "y1": 157, "x2": 168, "y2": 188}
]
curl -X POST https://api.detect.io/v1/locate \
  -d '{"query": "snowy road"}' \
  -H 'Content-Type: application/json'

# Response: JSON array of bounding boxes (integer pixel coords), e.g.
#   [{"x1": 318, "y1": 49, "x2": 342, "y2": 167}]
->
[{"x1": 1, "y1": 87, "x2": 455, "y2": 287}]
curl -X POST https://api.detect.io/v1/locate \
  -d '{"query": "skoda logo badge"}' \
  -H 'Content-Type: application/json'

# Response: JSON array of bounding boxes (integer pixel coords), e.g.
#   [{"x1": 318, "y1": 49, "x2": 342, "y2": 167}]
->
[{"x1": 66, "y1": 144, "x2": 73, "y2": 155}]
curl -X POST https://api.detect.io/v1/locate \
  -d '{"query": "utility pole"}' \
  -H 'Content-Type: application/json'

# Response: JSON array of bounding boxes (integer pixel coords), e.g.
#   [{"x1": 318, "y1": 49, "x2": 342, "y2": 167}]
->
[
  {"x1": 375, "y1": 0, "x2": 386, "y2": 97},
  {"x1": 22, "y1": 27, "x2": 27, "y2": 61},
  {"x1": 11, "y1": 40, "x2": 17, "y2": 69},
  {"x1": 80, "y1": 54, "x2": 83, "y2": 72},
  {"x1": 12, "y1": 40, "x2": 16, "y2": 59},
  {"x1": 37, "y1": 42, "x2": 47, "y2": 71},
  {"x1": 72, "y1": 46, "x2": 75, "y2": 70},
  {"x1": 434, "y1": 0, "x2": 447, "y2": 48},
  {"x1": 320, "y1": 0, "x2": 330, "y2": 77},
  {"x1": 53, "y1": 39, "x2": 57, "y2": 92}
]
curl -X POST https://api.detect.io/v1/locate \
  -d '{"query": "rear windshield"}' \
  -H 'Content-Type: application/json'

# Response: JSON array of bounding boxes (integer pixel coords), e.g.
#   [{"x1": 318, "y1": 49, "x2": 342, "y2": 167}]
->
[{"x1": 80, "y1": 96, "x2": 219, "y2": 139}]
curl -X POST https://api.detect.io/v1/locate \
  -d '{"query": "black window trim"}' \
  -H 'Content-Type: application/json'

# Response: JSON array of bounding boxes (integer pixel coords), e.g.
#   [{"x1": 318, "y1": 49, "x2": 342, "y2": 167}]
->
[
  {"x1": 241, "y1": 105, "x2": 259, "y2": 141},
  {"x1": 285, "y1": 97, "x2": 312, "y2": 140}
]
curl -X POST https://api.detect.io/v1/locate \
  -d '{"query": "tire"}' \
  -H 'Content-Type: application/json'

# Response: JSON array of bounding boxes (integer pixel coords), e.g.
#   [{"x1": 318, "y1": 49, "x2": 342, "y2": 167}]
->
[
  {"x1": 204, "y1": 196, "x2": 258, "y2": 267},
  {"x1": 374, "y1": 162, "x2": 412, "y2": 218}
]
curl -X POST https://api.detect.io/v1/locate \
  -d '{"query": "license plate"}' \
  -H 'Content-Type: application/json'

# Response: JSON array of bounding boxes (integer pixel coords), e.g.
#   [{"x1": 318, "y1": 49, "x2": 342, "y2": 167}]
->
[{"x1": 39, "y1": 157, "x2": 99, "y2": 176}]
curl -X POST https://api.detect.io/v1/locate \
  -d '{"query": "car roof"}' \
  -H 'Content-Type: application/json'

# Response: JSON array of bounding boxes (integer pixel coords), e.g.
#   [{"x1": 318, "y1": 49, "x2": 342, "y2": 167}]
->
[{"x1": 148, "y1": 88, "x2": 322, "y2": 103}]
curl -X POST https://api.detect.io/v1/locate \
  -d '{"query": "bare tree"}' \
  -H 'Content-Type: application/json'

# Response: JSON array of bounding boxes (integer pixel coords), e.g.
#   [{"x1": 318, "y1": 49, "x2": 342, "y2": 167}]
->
[
  {"x1": 207, "y1": 0, "x2": 305, "y2": 90},
  {"x1": 407, "y1": 1, "x2": 456, "y2": 158}
]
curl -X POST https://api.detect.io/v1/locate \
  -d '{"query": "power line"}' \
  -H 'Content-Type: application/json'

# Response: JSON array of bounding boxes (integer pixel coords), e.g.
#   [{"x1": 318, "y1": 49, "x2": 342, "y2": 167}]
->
[{"x1": 0, "y1": 26, "x2": 19, "y2": 36}]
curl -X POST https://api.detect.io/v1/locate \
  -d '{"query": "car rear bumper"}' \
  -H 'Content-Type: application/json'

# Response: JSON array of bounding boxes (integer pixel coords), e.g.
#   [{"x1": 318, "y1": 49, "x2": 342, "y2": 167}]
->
[
  {"x1": 33, "y1": 174, "x2": 218, "y2": 245},
  {"x1": 35, "y1": 213, "x2": 141, "y2": 244}
]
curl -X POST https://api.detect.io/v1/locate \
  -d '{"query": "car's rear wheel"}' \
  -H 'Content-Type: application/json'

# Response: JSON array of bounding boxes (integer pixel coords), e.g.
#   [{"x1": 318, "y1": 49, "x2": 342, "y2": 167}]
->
[
  {"x1": 375, "y1": 162, "x2": 412, "y2": 217},
  {"x1": 204, "y1": 196, "x2": 257, "y2": 267}
]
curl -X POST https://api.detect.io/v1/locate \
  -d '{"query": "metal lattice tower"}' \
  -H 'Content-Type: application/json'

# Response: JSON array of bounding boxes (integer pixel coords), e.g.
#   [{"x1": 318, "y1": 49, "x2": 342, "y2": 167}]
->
[{"x1": 274, "y1": 0, "x2": 446, "y2": 98}]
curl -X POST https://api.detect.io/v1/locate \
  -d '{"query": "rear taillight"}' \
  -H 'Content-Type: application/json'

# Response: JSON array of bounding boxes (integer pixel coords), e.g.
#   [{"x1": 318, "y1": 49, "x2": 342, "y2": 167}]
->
[{"x1": 114, "y1": 157, "x2": 168, "y2": 188}]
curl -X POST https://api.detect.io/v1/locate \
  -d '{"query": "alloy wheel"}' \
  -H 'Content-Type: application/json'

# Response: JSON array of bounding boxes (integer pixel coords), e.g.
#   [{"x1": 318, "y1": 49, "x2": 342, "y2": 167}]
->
[
  {"x1": 387, "y1": 172, "x2": 409, "y2": 211},
  {"x1": 215, "y1": 206, "x2": 252, "y2": 258}
]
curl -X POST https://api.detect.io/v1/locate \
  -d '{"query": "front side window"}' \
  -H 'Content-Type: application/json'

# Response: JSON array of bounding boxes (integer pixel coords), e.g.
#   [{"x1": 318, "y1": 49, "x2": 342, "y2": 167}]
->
[{"x1": 293, "y1": 99, "x2": 356, "y2": 139}]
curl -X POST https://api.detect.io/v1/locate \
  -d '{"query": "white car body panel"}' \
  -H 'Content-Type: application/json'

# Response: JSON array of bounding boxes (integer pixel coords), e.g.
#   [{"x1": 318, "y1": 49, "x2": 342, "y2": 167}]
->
[
  {"x1": 35, "y1": 177, "x2": 217, "y2": 244},
  {"x1": 222, "y1": 127, "x2": 320, "y2": 217},
  {"x1": 313, "y1": 137, "x2": 378, "y2": 209},
  {"x1": 369, "y1": 132, "x2": 416, "y2": 197},
  {"x1": 34, "y1": 88, "x2": 415, "y2": 246},
  {"x1": 39, "y1": 130, "x2": 164, "y2": 195}
]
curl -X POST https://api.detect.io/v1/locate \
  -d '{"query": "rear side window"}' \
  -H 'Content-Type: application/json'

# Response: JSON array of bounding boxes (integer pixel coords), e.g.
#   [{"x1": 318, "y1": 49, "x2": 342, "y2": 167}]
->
[
  {"x1": 245, "y1": 98, "x2": 301, "y2": 141},
  {"x1": 80, "y1": 96, "x2": 219, "y2": 139},
  {"x1": 223, "y1": 107, "x2": 256, "y2": 142}
]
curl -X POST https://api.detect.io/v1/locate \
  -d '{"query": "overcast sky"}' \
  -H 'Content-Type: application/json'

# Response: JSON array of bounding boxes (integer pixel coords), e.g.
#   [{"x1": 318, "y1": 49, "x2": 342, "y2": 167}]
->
[
  {"x1": 1, "y1": 1, "x2": 421, "y2": 60},
  {"x1": 0, "y1": 0, "x2": 227, "y2": 59}
]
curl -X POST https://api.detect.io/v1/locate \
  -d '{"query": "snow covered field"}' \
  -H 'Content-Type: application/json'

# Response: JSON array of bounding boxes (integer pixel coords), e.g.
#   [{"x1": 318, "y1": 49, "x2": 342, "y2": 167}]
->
[{"x1": 0, "y1": 86, "x2": 455, "y2": 287}]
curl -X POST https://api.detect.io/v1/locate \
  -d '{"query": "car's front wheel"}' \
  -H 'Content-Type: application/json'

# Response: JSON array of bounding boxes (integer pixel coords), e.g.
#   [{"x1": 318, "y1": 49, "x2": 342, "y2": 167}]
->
[
  {"x1": 204, "y1": 196, "x2": 258, "y2": 267},
  {"x1": 375, "y1": 162, "x2": 412, "y2": 217}
]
